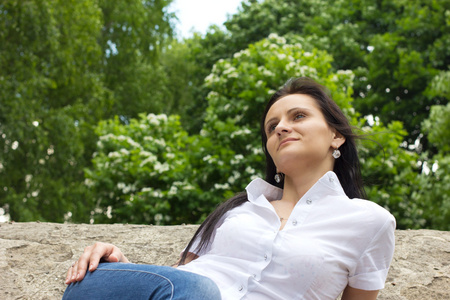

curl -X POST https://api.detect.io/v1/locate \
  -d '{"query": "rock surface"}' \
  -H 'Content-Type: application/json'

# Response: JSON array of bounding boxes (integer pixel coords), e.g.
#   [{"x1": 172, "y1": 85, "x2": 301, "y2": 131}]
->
[{"x1": 0, "y1": 222, "x2": 449, "y2": 300}]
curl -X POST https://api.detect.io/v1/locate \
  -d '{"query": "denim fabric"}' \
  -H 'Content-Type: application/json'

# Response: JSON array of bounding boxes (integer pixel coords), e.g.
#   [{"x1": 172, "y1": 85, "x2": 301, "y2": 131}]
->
[{"x1": 62, "y1": 263, "x2": 221, "y2": 300}]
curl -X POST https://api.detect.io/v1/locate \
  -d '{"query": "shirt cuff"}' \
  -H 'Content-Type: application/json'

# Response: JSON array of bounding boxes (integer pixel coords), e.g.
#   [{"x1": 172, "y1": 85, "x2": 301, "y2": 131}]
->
[{"x1": 348, "y1": 268, "x2": 389, "y2": 291}]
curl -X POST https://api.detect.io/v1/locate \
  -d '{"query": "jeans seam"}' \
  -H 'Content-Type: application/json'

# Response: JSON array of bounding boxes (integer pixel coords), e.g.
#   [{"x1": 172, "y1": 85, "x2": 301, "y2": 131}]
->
[{"x1": 97, "y1": 268, "x2": 174, "y2": 300}]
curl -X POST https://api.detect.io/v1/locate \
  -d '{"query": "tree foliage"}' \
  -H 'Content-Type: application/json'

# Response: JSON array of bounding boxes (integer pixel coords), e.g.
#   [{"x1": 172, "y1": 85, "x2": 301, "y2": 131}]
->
[
  {"x1": 84, "y1": 34, "x2": 447, "y2": 229},
  {"x1": 1, "y1": 0, "x2": 448, "y2": 230},
  {"x1": 0, "y1": 0, "x2": 174, "y2": 222},
  {"x1": 191, "y1": 0, "x2": 449, "y2": 144}
]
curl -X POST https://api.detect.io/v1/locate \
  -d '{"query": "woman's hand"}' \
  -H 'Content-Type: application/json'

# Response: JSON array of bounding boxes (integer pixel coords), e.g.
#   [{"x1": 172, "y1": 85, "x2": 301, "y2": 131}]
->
[{"x1": 65, "y1": 242, "x2": 129, "y2": 284}]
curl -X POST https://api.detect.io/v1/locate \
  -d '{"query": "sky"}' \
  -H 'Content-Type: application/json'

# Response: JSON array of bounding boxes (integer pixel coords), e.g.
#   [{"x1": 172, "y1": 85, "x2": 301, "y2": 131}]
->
[{"x1": 169, "y1": 0, "x2": 244, "y2": 38}]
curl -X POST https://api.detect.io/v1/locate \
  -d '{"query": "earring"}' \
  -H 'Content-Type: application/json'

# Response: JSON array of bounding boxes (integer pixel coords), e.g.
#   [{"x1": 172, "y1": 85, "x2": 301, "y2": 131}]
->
[
  {"x1": 274, "y1": 173, "x2": 284, "y2": 183},
  {"x1": 332, "y1": 149, "x2": 341, "y2": 159}
]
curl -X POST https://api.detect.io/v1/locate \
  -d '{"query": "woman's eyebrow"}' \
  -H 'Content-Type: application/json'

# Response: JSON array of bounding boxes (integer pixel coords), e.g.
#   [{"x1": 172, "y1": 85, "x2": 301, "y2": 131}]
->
[{"x1": 265, "y1": 107, "x2": 313, "y2": 127}]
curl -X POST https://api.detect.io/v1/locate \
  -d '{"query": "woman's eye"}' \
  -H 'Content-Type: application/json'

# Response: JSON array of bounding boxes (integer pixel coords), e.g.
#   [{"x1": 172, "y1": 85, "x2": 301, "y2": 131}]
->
[
  {"x1": 267, "y1": 124, "x2": 277, "y2": 133},
  {"x1": 294, "y1": 113, "x2": 305, "y2": 120}
]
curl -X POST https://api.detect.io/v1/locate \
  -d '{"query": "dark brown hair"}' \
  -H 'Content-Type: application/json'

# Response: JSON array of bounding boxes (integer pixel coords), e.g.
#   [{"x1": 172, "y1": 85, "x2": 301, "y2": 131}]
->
[{"x1": 179, "y1": 77, "x2": 365, "y2": 265}]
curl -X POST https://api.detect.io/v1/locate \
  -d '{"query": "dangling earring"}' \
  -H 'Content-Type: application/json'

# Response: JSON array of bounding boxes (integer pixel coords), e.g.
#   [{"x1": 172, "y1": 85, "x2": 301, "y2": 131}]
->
[
  {"x1": 274, "y1": 172, "x2": 284, "y2": 183},
  {"x1": 332, "y1": 148, "x2": 341, "y2": 159}
]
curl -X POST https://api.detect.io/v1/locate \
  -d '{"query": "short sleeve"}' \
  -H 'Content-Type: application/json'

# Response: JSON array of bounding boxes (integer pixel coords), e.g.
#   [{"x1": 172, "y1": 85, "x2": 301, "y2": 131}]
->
[{"x1": 348, "y1": 213, "x2": 396, "y2": 290}]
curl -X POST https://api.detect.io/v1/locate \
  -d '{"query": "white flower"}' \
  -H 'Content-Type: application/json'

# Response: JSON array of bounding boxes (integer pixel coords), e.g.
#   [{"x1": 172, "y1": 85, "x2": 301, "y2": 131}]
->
[
  {"x1": 277, "y1": 53, "x2": 286, "y2": 60},
  {"x1": 152, "y1": 190, "x2": 163, "y2": 198},
  {"x1": 99, "y1": 133, "x2": 115, "y2": 141},
  {"x1": 268, "y1": 33, "x2": 279, "y2": 40},
  {"x1": 108, "y1": 151, "x2": 121, "y2": 158},
  {"x1": 207, "y1": 91, "x2": 219, "y2": 99},
  {"x1": 153, "y1": 139, "x2": 166, "y2": 147},
  {"x1": 214, "y1": 183, "x2": 230, "y2": 190},
  {"x1": 84, "y1": 179, "x2": 94, "y2": 187},
  {"x1": 139, "y1": 155, "x2": 157, "y2": 167},
  {"x1": 25, "y1": 174, "x2": 33, "y2": 183},
  {"x1": 168, "y1": 185, "x2": 178, "y2": 196},
  {"x1": 245, "y1": 166, "x2": 255, "y2": 174},
  {"x1": 140, "y1": 151, "x2": 153, "y2": 157},
  {"x1": 119, "y1": 148, "x2": 129, "y2": 155},
  {"x1": 11, "y1": 141, "x2": 19, "y2": 150},
  {"x1": 230, "y1": 129, "x2": 251, "y2": 138},
  {"x1": 154, "y1": 161, "x2": 170, "y2": 173}
]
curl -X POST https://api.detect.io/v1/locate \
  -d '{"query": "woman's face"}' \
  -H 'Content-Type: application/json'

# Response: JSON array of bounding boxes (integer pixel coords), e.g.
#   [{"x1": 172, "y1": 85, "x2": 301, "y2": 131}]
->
[{"x1": 264, "y1": 94, "x2": 344, "y2": 174}]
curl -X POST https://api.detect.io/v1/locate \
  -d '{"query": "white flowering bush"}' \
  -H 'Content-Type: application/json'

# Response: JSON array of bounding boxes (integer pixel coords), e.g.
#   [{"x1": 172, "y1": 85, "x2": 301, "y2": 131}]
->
[
  {"x1": 85, "y1": 113, "x2": 202, "y2": 224},
  {"x1": 197, "y1": 34, "x2": 357, "y2": 200}
]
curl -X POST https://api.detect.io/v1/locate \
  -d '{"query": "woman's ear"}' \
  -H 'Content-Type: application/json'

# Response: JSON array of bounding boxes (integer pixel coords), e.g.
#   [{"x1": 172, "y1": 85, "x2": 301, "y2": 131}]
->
[{"x1": 331, "y1": 130, "x2": 346, "y2": 149}]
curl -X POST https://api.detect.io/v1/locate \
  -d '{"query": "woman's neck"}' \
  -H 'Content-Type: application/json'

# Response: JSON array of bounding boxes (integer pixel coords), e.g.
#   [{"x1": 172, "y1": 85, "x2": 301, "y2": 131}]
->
[{"x1": 281, "y1": 168, "x2": 331, "y2": 204}]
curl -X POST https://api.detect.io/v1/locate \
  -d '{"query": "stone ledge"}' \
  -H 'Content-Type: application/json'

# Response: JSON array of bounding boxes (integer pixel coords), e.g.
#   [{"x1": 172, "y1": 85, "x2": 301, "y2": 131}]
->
[{"x1": 0, "y1": 222, "x2": 448, "y2": 299}]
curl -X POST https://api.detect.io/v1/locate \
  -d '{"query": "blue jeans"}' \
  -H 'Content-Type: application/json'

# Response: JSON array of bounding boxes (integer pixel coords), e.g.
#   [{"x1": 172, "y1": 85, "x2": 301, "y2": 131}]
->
[{"x1": 62, "y1": 263, "x2": 221, "y2": 300}]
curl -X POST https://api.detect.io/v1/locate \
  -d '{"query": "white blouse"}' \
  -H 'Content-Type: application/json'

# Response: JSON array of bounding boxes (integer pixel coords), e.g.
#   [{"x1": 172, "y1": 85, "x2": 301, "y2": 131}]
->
[{"x1": 178, "y1": 171, "x2": 396, "y2": 300}]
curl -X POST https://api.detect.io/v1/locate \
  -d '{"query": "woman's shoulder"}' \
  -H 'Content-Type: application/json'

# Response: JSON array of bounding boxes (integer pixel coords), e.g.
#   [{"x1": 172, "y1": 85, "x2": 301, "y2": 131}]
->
[{"x1": 346, "y1": 197, "x2": 396, "y2": 231}]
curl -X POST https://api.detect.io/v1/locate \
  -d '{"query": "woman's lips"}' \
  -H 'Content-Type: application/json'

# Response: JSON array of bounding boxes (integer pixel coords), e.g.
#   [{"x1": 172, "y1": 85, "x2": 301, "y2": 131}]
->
[{"x1": 278, "y1": 138, "x2": 298, "y2": 150}]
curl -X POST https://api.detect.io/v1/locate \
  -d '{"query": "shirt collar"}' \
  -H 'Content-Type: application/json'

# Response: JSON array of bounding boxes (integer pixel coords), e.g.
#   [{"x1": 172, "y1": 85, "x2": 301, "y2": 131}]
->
[{"x1": 245, "y1": 171, "x2": 347, "y2": 205}]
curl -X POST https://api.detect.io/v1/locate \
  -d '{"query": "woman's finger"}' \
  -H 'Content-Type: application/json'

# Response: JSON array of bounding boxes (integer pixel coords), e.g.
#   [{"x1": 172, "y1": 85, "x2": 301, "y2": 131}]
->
[
  {"x1": 74, "y1": 244, "x2": 97, "y2": 282},
  {"x1": 65, "y1": 261, "x2": 76, "y2": 284},
  {"x1": 71, "y1": 260, "x2": 80, "y2": 282}
]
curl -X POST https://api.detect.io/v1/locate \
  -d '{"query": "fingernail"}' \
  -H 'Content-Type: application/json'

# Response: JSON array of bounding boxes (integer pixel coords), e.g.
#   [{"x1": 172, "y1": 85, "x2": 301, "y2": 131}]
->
[
  {"x1": 72, "y1": 275, "x2": 75, "y2": 280},
  {"x1": 76, "y1": 273, "x2": 79, "y2": 280},
  {"x1": 89, "y1": 264, "x2": 94, "y2": 271}
]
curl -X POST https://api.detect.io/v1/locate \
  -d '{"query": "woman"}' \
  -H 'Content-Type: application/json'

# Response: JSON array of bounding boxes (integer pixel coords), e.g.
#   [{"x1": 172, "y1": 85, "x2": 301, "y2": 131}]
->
[{"x1": 64, "y1": 77, "x2": 396, "y2": 300}]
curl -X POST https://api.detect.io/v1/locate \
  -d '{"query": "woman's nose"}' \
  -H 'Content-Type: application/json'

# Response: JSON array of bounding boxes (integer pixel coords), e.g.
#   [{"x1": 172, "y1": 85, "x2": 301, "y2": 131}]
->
[{"x1": 275, "y1": 120, "x2": 292, "y2": 135}]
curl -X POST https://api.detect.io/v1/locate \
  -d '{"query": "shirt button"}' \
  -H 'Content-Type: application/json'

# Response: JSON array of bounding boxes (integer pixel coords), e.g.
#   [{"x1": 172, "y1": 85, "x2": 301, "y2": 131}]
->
[
  {"x1": 253, "y1": 274, "x2": 257, "y2": 278},
  {"x1": 238, "y1": 285, "x2": 244, "y2": 291},
  {"x1": 292, "y1": 220, "x2": 298, "y2": 226},
  {"x1": 329, "y1": 177, "x2": 334, "y2": 182},
  {"x1": 306, "y1": 199, "x2": 312, "y2": 205},
  {"x1": 264, "y1": 254, "x2": 268, "y2": 260}
]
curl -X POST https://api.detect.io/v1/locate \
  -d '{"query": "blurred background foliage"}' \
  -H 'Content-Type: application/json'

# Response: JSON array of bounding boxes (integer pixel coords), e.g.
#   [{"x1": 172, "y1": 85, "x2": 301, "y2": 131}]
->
[{"x1": 0, "y1": 0, "x2": 448, "y2": 230}]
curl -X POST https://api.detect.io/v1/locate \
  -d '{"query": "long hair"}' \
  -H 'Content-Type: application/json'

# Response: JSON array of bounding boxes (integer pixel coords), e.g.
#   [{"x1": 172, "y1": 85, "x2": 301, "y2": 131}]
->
[{"x1": 179, "y1": 77, "x2": 365, "y2": 265}]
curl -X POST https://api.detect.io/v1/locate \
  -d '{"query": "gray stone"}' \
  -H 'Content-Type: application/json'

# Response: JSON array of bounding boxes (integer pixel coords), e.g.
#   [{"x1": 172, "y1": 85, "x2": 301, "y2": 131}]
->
[{"x1": 0, "y1": 222, "x2": 448, "y2": 299}]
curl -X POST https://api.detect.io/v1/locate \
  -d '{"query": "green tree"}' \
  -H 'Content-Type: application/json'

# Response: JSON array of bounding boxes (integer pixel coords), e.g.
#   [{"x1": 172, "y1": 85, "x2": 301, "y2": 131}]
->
[
  {"x1": 0, "y1": 0, "x2": 109, "y2": 222},
  {"x1": 417, "y1": 102, "x2": 450, "y2": 230},
  {"x1": 98, "y1": 0, "x2": 174, "y2": 119},
  {"x1": 187, "y1": 0, "x2": 449, "y2": 145},
  {"x1": 0, "y1": 0, "x2": 175, "y2": 222}
]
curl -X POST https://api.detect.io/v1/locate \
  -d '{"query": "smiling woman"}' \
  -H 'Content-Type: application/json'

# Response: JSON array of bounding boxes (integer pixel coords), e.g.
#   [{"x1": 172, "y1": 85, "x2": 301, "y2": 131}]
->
[
  {"x1": 264, "y1": 94, "x2": 345, "y2": 185},
  {"x1": 63, "y1": 77, "x2": 395, "y2": 300}
]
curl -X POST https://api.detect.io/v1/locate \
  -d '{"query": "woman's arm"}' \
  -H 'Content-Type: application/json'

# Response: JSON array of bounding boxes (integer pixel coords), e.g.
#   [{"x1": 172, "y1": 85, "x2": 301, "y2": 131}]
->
[{"x1": 341, "y1": 285, "x2": 379, "y2": 300}]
